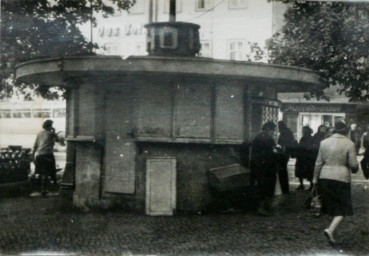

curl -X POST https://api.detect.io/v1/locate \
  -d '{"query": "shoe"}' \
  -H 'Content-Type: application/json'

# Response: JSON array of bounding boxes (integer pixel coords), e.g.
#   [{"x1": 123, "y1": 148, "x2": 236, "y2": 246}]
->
[{"x1": 324, "y1": 229, "x2": 336, "y2": 246}]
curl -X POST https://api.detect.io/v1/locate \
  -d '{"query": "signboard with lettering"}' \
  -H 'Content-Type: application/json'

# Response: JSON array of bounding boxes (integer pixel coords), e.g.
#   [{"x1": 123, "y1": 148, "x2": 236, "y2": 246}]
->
[{"x1": 281, "y1": 103, "x2": 357, "y2": 113}]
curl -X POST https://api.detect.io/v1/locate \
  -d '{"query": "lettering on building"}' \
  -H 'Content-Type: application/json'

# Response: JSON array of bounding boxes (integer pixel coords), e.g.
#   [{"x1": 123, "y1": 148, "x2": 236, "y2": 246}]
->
[
  {"x1": 282, "y1": 104, "x2": 343, "y2": 113},
  {"x1": 98, "y1": 24, "x2": 145, "y2": 38}
]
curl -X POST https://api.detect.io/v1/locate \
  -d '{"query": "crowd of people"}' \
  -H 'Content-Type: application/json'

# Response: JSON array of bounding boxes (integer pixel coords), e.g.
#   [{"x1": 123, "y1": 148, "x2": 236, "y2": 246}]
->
[
  {"x1": 32, "y1": 118, "x2": 367, "y2": 246},
  {"x1": 250, "y1": 119, "x2": 368, "y2": 246}
]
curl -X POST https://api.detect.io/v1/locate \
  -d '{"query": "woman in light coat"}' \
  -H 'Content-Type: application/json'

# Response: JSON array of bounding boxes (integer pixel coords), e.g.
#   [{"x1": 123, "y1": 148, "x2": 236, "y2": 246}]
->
[{"x1": 313, "y1": 120, "x2": 358, "y2": 246}]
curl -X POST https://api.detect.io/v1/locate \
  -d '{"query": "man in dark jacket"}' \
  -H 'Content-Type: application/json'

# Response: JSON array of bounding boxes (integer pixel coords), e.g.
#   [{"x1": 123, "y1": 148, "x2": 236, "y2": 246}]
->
[
  {"x1": 251, "y1": 121, "x2": 278, "y2": 216},
  {"x1": 277, "y1": 121, "x2": 296, "y2": 194}
]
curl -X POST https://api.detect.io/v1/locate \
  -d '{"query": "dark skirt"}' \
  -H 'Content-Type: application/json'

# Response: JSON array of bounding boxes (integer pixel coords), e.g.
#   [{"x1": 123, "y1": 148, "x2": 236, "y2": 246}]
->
[
  {"x1": 254, "y1": 165, "x2": 277, "y2": 199},
  {"x1": 318, "y1": 179, "x2": 353, "y2": 217},
  {"x1": 295, "y1": 159, "x2": 314, "y2": 180},
  {"x1": 35, "y1": 154, "x2": 56, "y2": 176}
]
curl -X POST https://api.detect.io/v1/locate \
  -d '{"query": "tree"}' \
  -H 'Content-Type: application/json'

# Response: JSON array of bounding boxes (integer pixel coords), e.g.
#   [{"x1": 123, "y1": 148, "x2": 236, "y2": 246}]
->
[
  {"x1": 1, "y1": 0, "x2": 134, "y2": 99},
  {"x1": 267, "y1": 1, "x2": 369, "y2": 101}
]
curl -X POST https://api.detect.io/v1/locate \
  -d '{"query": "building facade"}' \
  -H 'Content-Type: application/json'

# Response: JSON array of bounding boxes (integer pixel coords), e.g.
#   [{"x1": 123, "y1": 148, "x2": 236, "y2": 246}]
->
[
  {"x1": 86, "y1": 0, "x2": 282, "y2": 60},
  {"x1": 0, "y1": 98, "x2": 66, "y2": 148}
]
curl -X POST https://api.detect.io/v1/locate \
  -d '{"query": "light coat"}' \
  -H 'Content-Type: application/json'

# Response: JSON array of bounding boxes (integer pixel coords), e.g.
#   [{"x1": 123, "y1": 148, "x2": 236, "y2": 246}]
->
[{"x1": 314, "y1": 133, "x2": 358, "y2": 183}]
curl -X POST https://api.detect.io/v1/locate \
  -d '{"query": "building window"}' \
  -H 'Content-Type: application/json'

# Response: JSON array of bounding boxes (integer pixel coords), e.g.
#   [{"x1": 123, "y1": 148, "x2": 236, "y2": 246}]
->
[
  {"x1": 164, "y1": 0, "x2": 182, "y2": 13},
  {"x1": 227, "y1": 39, "x2": 246, "y2": 61},
  {"x1": 0, "y1": 109, "x2": 11, "y2": 118},
  {"x1": 196, "y1": 0, "x2": 213, "y2": 11},
  {"x1": 33, "y1": 109, "x2": 51, "y2": 118},
  {"x1": 228, "y1": 0, "x2": 248, "y2": 9},
  {"x1": 322, "y1": 115, "x2": 344, "y2": 128},
  {"x1": 159, "y1": 27, "x2": 178, "y2": 49},
  {"x1": 12, "y1": 109, "x2": 31, "y2": 118},
  {"x1": 129, "y1": 0, "x2": 145, "y2": 14},
  {"x1": 199, "y1": 41, "x2": 212, "y2": 57},
  {"x1": 53, "y1": 108, "x2": 66, "y2": 118}
]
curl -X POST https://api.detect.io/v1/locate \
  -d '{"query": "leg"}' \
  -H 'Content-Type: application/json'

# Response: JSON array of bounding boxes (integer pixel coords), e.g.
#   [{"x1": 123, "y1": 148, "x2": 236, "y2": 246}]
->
[
  {"x1": 297, "y1": 177, "x2": 304, "y2": 190},
  {"x1": 324, "y1": 216, "x2": 344, "y2": 244},
  {"x1": 41, "y1": 173, "x2": 49, "y2": 196},
  {"x1": 278, "y1": 158, "x2": 290, "y2": 194},
  {"x1": 328, "y1": 216, "x2": 344, "y2": 235},
  {"x1": 308, "y1": 180, "x2": 314, "y2": 191},
  {"x1": 50, "y1": 171, "x2": 57, "y2": 185}
]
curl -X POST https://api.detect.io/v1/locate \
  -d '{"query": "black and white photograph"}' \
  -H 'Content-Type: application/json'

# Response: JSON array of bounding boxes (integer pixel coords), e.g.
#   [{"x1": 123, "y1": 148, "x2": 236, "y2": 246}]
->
[{"x1": 0, "y1": 0, "x2": 369, "y2": 255}]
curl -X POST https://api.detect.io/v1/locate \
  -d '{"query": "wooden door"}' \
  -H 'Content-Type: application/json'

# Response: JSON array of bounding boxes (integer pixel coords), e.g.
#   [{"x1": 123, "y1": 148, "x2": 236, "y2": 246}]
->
[{"x1": 146, "y1": 157, "x2": 176, "y2": 216}]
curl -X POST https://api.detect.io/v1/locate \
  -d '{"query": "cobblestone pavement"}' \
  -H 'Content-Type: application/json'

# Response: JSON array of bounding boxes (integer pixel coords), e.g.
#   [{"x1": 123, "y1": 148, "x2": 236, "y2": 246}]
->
[{"x1": 0, "y1": 183, "x2": 368, "y2": 256}]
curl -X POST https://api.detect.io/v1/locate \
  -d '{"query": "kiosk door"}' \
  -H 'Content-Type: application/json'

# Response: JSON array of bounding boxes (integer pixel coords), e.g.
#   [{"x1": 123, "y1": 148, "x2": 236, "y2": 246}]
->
[{"x1": 146, "y1": 157, "x2": 176, "y2": 216}]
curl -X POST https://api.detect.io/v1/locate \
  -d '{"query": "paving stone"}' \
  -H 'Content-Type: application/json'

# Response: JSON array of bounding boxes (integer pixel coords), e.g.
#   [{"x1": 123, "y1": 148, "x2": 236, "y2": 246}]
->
[{"x1": 0, "y1": 183, "x2": 368, "y2": 255}]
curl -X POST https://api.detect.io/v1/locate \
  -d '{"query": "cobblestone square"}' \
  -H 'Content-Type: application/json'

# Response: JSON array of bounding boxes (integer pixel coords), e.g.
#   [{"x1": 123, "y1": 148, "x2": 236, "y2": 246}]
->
[{"x1": 0, "y1": 182, "x2": 368, "y2": 256}]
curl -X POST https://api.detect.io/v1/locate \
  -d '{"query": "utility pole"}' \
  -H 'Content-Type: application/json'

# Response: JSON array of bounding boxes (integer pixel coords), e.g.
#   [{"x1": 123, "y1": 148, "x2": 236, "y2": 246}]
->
[
  {"x1": 149, "y1": 0, "x2": 153, "y2": 23},
  {"x1": 169, "y1": 0, "x2": 176, "y2": 22}
]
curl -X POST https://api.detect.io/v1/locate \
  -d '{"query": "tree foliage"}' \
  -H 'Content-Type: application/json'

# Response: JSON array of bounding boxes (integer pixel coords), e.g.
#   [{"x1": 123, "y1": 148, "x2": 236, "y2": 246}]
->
[
  {"x1": 1, "y1": 0, "x2": 134, "y2": 99},
  {"x1": 267, "y1": 1, "x2": 369, "y2": 101}
]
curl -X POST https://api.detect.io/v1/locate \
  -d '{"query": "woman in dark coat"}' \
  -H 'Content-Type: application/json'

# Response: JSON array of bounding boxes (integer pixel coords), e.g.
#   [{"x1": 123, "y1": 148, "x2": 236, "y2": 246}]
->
[
  {"x1": 295, "y1": 126, "x2": 315, "y2": 191},
  {"x1": 251, "y1": 121, "x2": 278, "y2": 216},
  {"x1": 312, "y1": 125, "x2": 327, "y2": 150},
  {"x1": 277, "y1": 121, "x2": 296, "y2": 194}
]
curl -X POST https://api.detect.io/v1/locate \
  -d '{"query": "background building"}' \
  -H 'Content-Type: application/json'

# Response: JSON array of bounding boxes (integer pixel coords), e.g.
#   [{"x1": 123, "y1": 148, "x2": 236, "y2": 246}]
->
[
  {"x1": 87, "y1": 0, "x2": 282, "y2": 61},
  {"x1": 0, "y1": 97, "x2": 66, "y2": 148}
]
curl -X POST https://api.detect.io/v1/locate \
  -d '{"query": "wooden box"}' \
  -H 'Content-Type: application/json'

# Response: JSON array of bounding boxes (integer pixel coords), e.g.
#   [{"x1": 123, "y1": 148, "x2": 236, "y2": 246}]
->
[{"x1": 207, "y1": 163, "x2": 250, "y2": 192}]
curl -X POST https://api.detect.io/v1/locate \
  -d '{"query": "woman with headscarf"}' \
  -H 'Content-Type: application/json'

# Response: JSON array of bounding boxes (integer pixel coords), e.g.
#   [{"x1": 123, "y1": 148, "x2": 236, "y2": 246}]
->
[
  {"x1": 313, "y1": 125, "x2": 327, "y2": 149},
  {"x1": 313, "y1": 120, "x2": 358, "y2": 246},
  {"x1": 295, "y1": 126, "x2": 315, "y2": 191}
]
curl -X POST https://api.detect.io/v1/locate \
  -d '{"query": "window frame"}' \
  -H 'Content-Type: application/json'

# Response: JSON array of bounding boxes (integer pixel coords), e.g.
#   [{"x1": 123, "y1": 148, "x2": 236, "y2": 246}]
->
[
  {"x1": 32, "y1": 109, "x2": 52, "y2": 119},
  {"x1": 195, "y1": 0, "x2": 213, "y2": 11},
  {"x1": 227, "y1": 39, "x2": 247, "y2": 61},
  {"x1": 11, "y1": 109, "x2": 32, "y2": 118},
  {"x1": 199, "y1": 40, "x2": 212, "y2": 58}
]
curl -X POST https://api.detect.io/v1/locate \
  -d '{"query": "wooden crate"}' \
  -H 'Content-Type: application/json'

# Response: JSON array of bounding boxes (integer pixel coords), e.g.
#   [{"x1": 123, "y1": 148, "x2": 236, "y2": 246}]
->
[{"x1": 207, "y1": 163, "x2": 250, "y2": 192}]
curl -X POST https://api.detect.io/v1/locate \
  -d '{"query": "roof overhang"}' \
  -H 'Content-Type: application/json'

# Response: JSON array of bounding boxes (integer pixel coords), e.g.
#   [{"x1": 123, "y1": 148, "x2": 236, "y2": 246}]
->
[{"x1": 15, "y1": 55, "x2": 327, "y2": 93}]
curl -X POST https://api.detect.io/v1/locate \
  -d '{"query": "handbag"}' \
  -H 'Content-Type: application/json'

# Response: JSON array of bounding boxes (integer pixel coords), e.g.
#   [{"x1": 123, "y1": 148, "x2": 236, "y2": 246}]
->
[{"x1": 305, "y1": 185, "x2": 322, "y2": 216}]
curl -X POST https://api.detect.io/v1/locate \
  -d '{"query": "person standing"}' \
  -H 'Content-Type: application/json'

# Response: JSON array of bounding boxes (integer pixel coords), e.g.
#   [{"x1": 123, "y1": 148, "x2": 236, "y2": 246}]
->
[
  {"x1": 312, "y1": 124, "x2": 327, "y2": 161},
  {"x1": 313, "y1": 120, "x2": 358, "y2": 246},
  {"x1": 349, "y1": 123, "x2": 360, "y2": 154},
  {"x1": 312, "y1": 125, "x2": 326, "y2": 148},
  {"x1": 33, "y1": 119, "x2": 59, "y2": 196},
  {"x1": 360, "y1": 124, "x2": 369, "y2": 179},
  {"x1": 295, "y1": 126, "x2": 315, "y2": 191},
  {"x1": 325, "y1": 126, "x2": 335, "y2": 139},
  {"x1": 277, "y1": 121, "x2": 296, "y2": 194},
  {"x1": 360, "y1": 124, "x2": 369, "y2": 151},
  {"x1": 251, "y1": 121, "x2": 278, "y2": 216}
]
